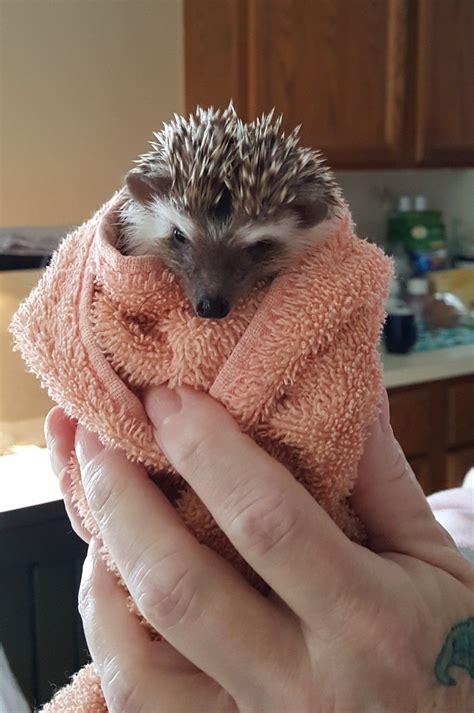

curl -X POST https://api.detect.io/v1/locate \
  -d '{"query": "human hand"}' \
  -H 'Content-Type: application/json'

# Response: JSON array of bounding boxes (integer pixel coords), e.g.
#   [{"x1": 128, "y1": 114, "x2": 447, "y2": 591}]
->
[{"x1": 45, "y1": 389, "x2": 474, "y2": 712}]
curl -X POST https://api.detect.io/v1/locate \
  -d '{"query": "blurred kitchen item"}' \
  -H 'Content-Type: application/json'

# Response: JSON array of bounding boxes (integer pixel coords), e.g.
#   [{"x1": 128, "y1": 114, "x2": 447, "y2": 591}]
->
[
  {"x1": 424, "y1": 293, "x2": 463, "y2": 328},
  {"x1": 387, "y1": 275, "x2": 401, "y2": 310},
  {"x1": 413, "y1": 323, "x2": 474, "y2": 351},
  {"x1": 0, "y1": 226, "x2": 64, "y2": 271},
  {"x1": 414, "y1": 194, "x2": 427, "y2": 211},
  {"x1": 398, "y1": 195, "x2": 411, "y2": 212},
  {"x1": 451, "y1": 221, "x2": 474, "y2": 269},
  {"x1": 456, "y1": 257, "x2": 474, "y2": 270},
  {"x1": 390, "y1": 241, "x2": 412, "y2": 285},
  {"x1": 383, "y1": 306, "x2": 417, "y2": 354},
  {"x1": 406, "y1": 277, "x2": 428, "y2": 327},
  {"x1": 427, "y1": 268, "x2": 474, "y2": 312},
  {"x1": 386, "y1": 278, "x2": 409, "y2": 320},
  {"x1": 387, "y1": 196, "x2": 448, "y2": 275}
]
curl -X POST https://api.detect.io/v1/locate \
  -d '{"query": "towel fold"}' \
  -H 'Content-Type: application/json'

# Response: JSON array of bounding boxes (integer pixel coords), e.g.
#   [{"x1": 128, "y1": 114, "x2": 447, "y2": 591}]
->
[{"x1": 11, "y1": 190, "x2": 392, "y2": 711}]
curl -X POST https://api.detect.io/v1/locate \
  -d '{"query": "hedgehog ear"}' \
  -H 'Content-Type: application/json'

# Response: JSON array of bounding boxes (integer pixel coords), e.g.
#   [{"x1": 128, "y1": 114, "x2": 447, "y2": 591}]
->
[
  {"x1": 291, "y1": 195, "x2": 329, "y2": 228},
  {"x1": 126, "y1": 168, "x2": 172, "y2": 205}
]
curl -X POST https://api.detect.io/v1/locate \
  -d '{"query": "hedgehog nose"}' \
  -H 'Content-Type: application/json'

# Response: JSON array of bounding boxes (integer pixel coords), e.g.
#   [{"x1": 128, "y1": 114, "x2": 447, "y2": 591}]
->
[{"x1": 196, "y1": 295, "x2": 230, "y2": 319}]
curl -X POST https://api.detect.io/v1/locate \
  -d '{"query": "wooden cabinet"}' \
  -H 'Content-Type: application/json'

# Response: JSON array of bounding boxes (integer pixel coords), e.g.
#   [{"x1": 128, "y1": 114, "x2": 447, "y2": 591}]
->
[
  {"x1": 446, "y1": 447, "x2": 474, "y2": 489},
  {"x1": 389, "y1": 374, "x2": 474, "y2": 494},
  {"x1": 184, "y1": 0, "x2": 474, "y2": 168},
  {"x1": 416, "y1": 0, "x2": 474, "y2": 165},
  {"x1": 408, "y1": 456, "x2": 432, "y2": 494},
  {"x1": 184, "y1": 0, "x2": 248, "y2": 115},
  {"x1": 248, "y1": 0, "x2": 410, "y2": 166},
  {"x1": 447, "y1": 380, "x2": 474, "y2": 448},
  {"x1": 389, "y1": 387, "x2": 433, "y2": 457}
]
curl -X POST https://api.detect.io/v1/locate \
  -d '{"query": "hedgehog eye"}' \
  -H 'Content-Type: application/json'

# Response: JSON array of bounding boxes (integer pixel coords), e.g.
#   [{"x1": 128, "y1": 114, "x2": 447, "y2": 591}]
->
[
  {"x1": 172, "y1": 227, "x2": 187, "y2": 245},
  {"x1": 245, "y1": 240, "x2": 274, "y2": 258}
]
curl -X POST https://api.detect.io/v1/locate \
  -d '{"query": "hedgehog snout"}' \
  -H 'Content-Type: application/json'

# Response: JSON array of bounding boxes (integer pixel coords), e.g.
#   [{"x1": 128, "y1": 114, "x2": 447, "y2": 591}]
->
[{"x1": 195, "y1": 295, "x2": 230, "y2": 319}]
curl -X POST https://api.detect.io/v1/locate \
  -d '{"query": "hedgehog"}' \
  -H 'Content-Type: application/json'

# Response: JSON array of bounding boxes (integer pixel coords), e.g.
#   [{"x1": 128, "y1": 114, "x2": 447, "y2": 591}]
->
[{"x1": 118, "y1": 102, "x2": 343, "y2": 319}]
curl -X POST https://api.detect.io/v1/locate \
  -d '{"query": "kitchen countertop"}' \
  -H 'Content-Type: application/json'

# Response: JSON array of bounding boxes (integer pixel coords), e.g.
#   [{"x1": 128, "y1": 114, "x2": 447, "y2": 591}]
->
[{"x1": 383, "y1": 343, "x2": 474, "y2": 389}]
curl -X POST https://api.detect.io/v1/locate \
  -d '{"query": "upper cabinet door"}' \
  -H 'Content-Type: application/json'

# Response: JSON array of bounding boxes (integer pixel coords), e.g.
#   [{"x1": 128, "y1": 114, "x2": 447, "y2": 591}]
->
[
  {"x1": 415, "y1": 0, "x2": 474, "y2": 166},
  {"x1": 248, "y1": 0, "x2": 410, "y2": 167},
  {"x1": 184, "y1": 0, "x2": 473, "y2": 168},
  {"x1": 184, "y1": 0, "x2": 249, "y2": 117}
]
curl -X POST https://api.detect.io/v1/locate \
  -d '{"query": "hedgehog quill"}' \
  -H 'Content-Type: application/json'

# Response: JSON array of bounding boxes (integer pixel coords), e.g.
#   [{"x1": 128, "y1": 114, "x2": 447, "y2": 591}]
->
[{"x1": 118, "y1": 103, "x2": 343, "y2": 319}]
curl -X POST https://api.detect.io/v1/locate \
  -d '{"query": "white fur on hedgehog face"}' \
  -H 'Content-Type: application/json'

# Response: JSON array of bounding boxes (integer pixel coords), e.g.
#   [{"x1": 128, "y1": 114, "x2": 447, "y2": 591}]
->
[
  {"x1": 118, "y1": 195, "x2": 338, "y2": 318},
  {"x1": 119, "y1": 195, "x2": 335, "y2": 259},
  {"x1": 119, "y1": 198, "x2": 195, "y2": 257}
]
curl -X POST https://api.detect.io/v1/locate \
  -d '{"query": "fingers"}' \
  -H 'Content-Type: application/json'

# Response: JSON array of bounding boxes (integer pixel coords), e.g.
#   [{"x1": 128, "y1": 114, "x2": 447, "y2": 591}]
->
[
  {"x1": 143, "y1": 385, "x2": 364, "y2": 626},
  {"x1": 75, "y1": 426, "x2": 299, "y2": 703},
  {"x1": 45, "y1": 408, "x2": 90, "y2": 542},
  {"x1": 45, "y1": 407, "x2": 76, "y2": 475},
  {"x1": 351, "y1": 390, "x2": 457, "y2": 555},
  {"x1": 58, "y1": 465, "x2": 92, "y2": 543},
  {"x1": 79, "y1": 539, "x2": 228, "y2": 713}
]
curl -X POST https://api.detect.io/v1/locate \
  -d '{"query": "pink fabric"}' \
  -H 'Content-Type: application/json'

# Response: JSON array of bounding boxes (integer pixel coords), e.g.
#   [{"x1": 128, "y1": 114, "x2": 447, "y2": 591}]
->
[
  {"x1": 11, "y1": 190, "x2": 392, "y2": 711},
  {"x1": 41, "y1": 664, "x2": 106, "y2": 713}
]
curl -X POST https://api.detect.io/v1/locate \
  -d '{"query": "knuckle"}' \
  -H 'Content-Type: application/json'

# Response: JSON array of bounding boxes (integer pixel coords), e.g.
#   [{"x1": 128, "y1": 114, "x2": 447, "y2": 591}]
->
[
  {"x1": 134, "y1": 558, "x2": 200, "y2": 631},
  {"x1": 386, "y1": 443, "x2": 410, "y2": 485},
  {"x1": 102, "y1": 657, "x2": 145, "y2": 713},
  {"x1": 226, "y1": 485, "x2": 300, "y2": 558},
  {"x1": 171, "y1": 427, "x2": 214, "y2": 480},
  {"x1": 82, "y1": 453, "x2": 122, "y2": 525},
  {"x1": 309, "y1": 580, "x2": 366, "y2": 645}
]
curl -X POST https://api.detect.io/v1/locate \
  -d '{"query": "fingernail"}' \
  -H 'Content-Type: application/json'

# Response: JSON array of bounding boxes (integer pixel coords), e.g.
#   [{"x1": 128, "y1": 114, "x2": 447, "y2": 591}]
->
[
  {"x1": 144, "y1": 386, "x2": 182, "y2": 428},
  {"x1": 44, "y1": 414, "x2": 61, "y2": 474},
  {"x1": 379, "y1": 389, "x2": 390, "y2": 433},
  {"x1": 75, "y1": 426, "x2": 104, "y2": 467},
  {"x1": 44, "y1": 417, "x2": 52, "y2": 449}
]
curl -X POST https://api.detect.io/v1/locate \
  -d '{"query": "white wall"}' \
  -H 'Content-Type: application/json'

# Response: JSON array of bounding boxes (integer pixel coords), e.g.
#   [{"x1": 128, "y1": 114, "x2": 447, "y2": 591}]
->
[
  {"x1": 336, "y1": 168, "x2": 474, "y2": 246},
  {"x1": 0, "y1": 0, "x2": 184, "y2": 451},
  {"x1": 0, "y1": 0, "x2": 184, "y2": 227}
]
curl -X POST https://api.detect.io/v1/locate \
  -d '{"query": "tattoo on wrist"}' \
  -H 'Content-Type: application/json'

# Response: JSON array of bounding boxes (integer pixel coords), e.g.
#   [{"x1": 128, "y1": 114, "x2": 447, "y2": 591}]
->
[{"x1": 434, "y1": 617, "x2": 474, "y2": 686}]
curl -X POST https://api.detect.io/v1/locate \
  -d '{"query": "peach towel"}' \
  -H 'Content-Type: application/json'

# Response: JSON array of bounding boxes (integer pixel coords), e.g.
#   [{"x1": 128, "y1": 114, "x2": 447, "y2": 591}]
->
[{"x1": 11, "y1": 190, "x2": 392, "y2": 711}]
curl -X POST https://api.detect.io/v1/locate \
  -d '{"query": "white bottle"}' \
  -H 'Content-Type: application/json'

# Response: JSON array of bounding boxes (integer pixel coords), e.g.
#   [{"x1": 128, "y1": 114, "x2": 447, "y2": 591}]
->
[
  {"x1": 414, "y1": 195, "x2": 427, "y2": 212},
  {"x1": 398, "y1": 195, "x2": 412, "y2": 212},
  {"x1": 406, "y1": 277, "x2": 428, "y2": 328}
]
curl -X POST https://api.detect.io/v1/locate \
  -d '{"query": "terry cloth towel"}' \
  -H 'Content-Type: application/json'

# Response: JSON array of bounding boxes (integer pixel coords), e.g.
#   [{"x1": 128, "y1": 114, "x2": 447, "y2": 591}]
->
[{"x1": 11, "y1": 190, "x2": 392, "y2": 712}]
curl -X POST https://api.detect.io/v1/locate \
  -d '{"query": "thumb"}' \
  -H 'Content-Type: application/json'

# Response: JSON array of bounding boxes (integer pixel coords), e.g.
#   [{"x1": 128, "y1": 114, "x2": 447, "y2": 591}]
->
[{"x1": 351, "y1": 390, "x2": 455, "y2": 555}]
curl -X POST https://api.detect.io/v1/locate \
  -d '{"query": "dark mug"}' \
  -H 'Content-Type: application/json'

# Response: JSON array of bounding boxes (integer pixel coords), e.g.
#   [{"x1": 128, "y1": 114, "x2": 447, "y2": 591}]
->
[{"x1": 383, "y1": 309, "x2": 417, "y2": 354}]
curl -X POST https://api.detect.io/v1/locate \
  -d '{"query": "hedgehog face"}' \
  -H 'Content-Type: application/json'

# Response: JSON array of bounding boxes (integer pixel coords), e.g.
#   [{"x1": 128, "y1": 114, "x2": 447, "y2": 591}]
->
[
  {"x1": 156, "y1": 226, "x2": 279, "y2": 318},
  {"x1": 120, "y1": 191, "x2": 301, "y2": 318},
  {"x1": 119, "y1": 103, "x2": 343, "y2": 318}
]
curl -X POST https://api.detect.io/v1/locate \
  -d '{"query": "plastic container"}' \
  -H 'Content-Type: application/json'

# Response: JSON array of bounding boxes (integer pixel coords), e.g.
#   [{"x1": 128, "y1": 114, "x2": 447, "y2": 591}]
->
[
  {"x1": 387, "y1": 203, "x2": 448, "y2": 275},
  {"x1": 399, "y1": 195, "x2": 411, "y2": 212},
  {"x1": 390, "y1": 241, "x2": 411, "y2": 284},
  {"x1": 383, "y1": 305, "x2": 417, "y2": 354},
  {"x1": 406, "y1": 277, "x2": 428, "y2": 327},
  {"x1": 414, "y1": 195, "x2": 427, "y2": 211}
]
